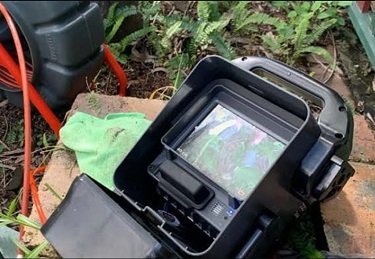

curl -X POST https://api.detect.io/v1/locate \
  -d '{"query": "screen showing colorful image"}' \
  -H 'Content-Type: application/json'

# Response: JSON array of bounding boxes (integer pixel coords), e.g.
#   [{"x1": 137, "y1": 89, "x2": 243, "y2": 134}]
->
[{"x1": 177, "y1": 105, "x2": 285, "y2": 200}]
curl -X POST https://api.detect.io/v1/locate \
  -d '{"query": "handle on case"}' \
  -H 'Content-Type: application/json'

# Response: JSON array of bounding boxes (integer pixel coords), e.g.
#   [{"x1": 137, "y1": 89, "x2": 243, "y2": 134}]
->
[{"x1": 232, "y1": 56, "x2": 351, "y2": 141}]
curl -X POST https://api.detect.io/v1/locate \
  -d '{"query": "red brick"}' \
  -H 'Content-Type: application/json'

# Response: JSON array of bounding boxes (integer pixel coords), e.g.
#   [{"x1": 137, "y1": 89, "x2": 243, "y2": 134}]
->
[
  {"x1": 351, "y1": 114, "x2": 375, "y2": 163},
  {"x1": 321, "y1": 162, "x2": 375, "y2": 257}
]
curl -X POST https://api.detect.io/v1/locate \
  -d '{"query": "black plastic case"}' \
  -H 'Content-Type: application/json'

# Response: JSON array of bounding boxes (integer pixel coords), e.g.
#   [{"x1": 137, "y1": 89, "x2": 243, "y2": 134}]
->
[
  {"x1": 42, "y1": 56, "x2": 354, "y2": 258},
  {"x1": 0, "y1": 1, "x2": 104, "y2": 109}
]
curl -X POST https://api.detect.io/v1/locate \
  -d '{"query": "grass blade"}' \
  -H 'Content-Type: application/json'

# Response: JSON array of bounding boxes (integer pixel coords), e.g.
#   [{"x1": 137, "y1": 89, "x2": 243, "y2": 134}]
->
[
  {"x1": 44, "y1": 183, "x2": 63, "y2": 201},
  {"x1": 12, "y1": 238, "x2": 31, "y2": 254},
  {"x1": 25, "y1": 240, "x2": 49, "y2": 259},
  {"x1": 6, "y1": 194, "x2": 19, "y2": 217},
  {"x1": 16, "y1": 214, "x2": 41, "y2": 230}
]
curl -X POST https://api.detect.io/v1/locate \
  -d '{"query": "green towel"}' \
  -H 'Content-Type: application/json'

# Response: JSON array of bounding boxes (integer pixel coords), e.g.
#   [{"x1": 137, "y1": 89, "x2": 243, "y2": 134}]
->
[{"x1": 60, "y1": 112, "x2": 151, "y2": 191}]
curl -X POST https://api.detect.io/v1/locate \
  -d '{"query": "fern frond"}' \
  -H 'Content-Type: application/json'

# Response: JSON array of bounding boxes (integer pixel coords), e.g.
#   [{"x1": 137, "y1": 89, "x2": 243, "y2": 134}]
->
[
  {"x1": 108, "y1": 42, "x2": 122, "y2": 58},
  {"x1": 117, "y1": 27, "x2": 153, "y2": 53},
  {"x1": 294, "y1": 46, "x2": 333, "y2": 64},
  {"x1": 236, "y1": 13, "x2": 283, "y2": 32},
  {"x1": 186, "y1": 39, "x2": 197, "y2": 58},
  {"x1": 233, "y1": 1, "x2": 249, "y2": 15},
  {"x1": 106, "y1": 16, "x2": 125, "y2": 42},
  {"x1": 232, "y1": 0, "x2": 250, "y2": 29},
  {"x1": 166, "y1": 21, "x2": 183, "y2": 38},
  {"x1": 194, "y1": 22, "x2": 210, "y2": 46},
  {"x1": 105, "y1": 5, "x2": 139, "y2": 43},
  {"x1": 262, "y1": 35, "x2": 282, "y2": 53},
  {"x1": 138, "y1": 1, "x2": 161, "y2": 22},
  {"x1": 294, "y1": 13, "x2": 313, "y2": 50},
  {"x1": 204, "y1": 18, "x2": 231, "y2": 36},
  {"x1": 304, "y1": 18, "x2": 336, "y2": 46},
  {"x1": 106, "y1": 2, "x2": 120, "y2": 26},
  {"x1": 197, "y1": 1, "x2": 211, "y2": 21},
  {"x1": 208, "y1": 1, "x2": 220, "y2": 21},
  {"x1": 161, "y1": 21, "x2": 183, "y2": 49},
  {"x1": 179, "y1": 18, "x2": 200, "y2": 34},
  {"x1": 210, "y1": 33, "x2": 234, "y2": 59}
]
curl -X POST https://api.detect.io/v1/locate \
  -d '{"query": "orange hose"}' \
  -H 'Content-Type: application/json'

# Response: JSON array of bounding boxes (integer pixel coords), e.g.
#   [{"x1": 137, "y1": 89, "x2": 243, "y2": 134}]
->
[
  {"x1": 29, "y1": 173, "x2": 47, "y2": 224},
  {"x1": 103, "y1": 44, "x2": 128, "y2": 96},
  {"x1": 0, "y1": 3, "x2": 32, "y2": 256},
  {"x1": 30, "y1": 166, "x2": 47, "y2": 224},
  {"x1": 32, "y1": 166, "x2": 47, "y2": 176}
]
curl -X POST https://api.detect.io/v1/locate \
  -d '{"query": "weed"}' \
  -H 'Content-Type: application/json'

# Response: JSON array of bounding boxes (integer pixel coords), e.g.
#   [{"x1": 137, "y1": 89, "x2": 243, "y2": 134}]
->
[
  {"x1": 6, "y1": 119, "x2": 24, "y2": 146},
  {"x1": 14, "y1": 239, "x2": 49, "y2": 259},
  {"x1": 286, "y1": 212, "x2": 324, "y2": 259},
  {"x1": 1, "y1": 197, "x2": 50, "y2": 258},
  {"x1": 106, "y1": 1, "x2": 235, "y2": 88},
  {"x1": 36, "y1": 132, "x2": 57, "y2": 149},
  {"x1": 87, "y1": 92, "x2": 102, "y2": 115},
  {"x1": 44, "y1": 183, "x2": 63, "y2": 201},
  {"x1": 105, "y1": 1, "x2": 351, "y2": 96},
  {"x1": 260, "y1": 1, "x2": 352, "y2": 65}
]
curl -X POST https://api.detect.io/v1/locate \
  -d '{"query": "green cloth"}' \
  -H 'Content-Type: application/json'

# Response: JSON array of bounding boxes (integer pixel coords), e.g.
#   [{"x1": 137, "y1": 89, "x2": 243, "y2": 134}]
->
[{"x1": 60, "y1": 112, "x2": 151, "y2": 191}]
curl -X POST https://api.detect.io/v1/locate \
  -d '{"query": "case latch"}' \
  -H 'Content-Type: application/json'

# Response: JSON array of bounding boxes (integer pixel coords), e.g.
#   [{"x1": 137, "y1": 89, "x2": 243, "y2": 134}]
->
[{"x1": 314, "y1": 155, "x2": 354, "y2": 202}]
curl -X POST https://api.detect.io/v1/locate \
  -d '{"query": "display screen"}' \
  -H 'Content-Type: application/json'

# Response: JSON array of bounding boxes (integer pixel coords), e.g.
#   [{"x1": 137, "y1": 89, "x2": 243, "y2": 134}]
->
[{"x1": 177, "y1": 105, "x2": 285, "y2": 200}]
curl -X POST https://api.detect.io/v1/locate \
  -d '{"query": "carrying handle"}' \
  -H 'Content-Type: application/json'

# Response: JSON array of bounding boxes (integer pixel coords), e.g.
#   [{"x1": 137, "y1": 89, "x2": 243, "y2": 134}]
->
[{"x1": 232, "y1": 56, "x2": 350, "y2": 141}]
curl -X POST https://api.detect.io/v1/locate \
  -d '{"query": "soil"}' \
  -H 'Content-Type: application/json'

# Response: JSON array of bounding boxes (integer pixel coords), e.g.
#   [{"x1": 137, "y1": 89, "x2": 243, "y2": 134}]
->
[
  {"x1": 94, "y1": 61, "x2": 172, "y2": 99},
  {"x1": 0, "y1": 104, "x2": 55, "y2": 213}
]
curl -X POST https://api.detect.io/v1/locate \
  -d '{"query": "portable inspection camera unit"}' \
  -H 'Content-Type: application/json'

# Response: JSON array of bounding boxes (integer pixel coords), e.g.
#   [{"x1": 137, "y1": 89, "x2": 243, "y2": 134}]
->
[{"x1": 42, "y1": 56, "x2": 354, "y2": 258}]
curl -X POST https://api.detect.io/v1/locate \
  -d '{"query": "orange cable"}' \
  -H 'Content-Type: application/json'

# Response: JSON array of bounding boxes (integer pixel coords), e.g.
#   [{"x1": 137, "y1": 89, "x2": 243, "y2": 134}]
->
[
  {"x1": 0, "y1": 3, "x2": 32, "y2": 256},
  {"x1": 32, "y1": 166, "x2": 47, "y2": 176},
  {"x1": 29, "y1": 172, "x2": 47, "y2": 224}
]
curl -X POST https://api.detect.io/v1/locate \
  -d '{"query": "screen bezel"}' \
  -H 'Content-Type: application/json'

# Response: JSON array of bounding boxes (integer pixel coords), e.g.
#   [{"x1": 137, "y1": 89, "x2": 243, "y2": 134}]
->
[
  {"x1": 175, "y1": 103, "x2": 286, "y2": 200},
  {"x1": 159, "y1": 79, "x2": 302, "y2": 201}
]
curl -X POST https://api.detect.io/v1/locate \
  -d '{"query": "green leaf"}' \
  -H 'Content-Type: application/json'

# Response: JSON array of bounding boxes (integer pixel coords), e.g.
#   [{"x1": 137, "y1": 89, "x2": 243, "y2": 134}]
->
[
  {"x1": 311, "y1": 1, "x2": 322, "y2": 12},
  {"x1": 25, "y1": 240, "x2": 49, "y2": 259},
  {"x1": 44, "y1": 183, "x2": 63, "y2": 201},
  {"x1": 106, "y1": 2, "x2": 119, "y2": 24},
  {"x1": 317, "y1": 11, "x2": 330, "y2": 19},
  {"x1": 272, "y1": 1, "x2": 289, "y2": 9},
  {"x1": 116, "y1": 26, "x2": 152, "y2": 53},
  {"x1": 106, "y1": 16, "x2": 125, "y2": 43},
  {"x1": 197, "y1": 1, "x2": 211, "y2": 21},
  {"x1": 288, "y1": 10, "x2": 297, "y2": 18},
  {"x1": 105, "y1": 5, "x2": 139, "y2": 43},
  {"x1": 161, "y1": 21, "x2": 183, "y2": 49},
  {"x1": 295, "y1": 46, "x2": 333, "y2": 64},
  {"x1": 210, "y1": 33, "x2": 234, "y2": 59},
  {"x1": 337, "y1": 17, "x2": 345, "y2": 26},
  {"x1": 262, "y1": 35, "x2": 282, "y2": 52},
  {"x1": 207, "y1": 1, "x2": 220, "y2": 21},
  {"x1": 6, "y1": 195, "x2": 19, "y2": 217},
  {"x1": 294, "y1": 13, "x2": 313, "y2": 50},
  {"x1": 236, "y1": 12, "x2": 282, "y2": 31},
  {"x1": 277, "y1": 24, "x2": 294, "y2": 39},
  {"x1": 16, "y1": 214, "x2": 41, "y2": 230},
  {"x1": 335, "y1": 1, "x2": 353, "y2": 7},
  {"x1": 165, "y1": 21, "x2": 183, "y2": 38},
  {"x1": 301, "y1": 2, "x2": 311, "y2": 11},
  {"x1": 304, "y1": 18, "x2": 337, "y2": 46},
  {"x1": 42, "y1": 133, "x2": 50, "y2": 148},
  {"x1": 13, "y1": 238, "x2": 31, "y2": 255}
]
